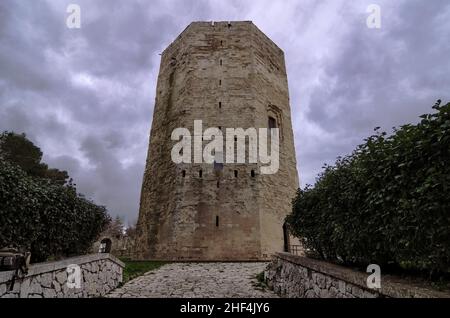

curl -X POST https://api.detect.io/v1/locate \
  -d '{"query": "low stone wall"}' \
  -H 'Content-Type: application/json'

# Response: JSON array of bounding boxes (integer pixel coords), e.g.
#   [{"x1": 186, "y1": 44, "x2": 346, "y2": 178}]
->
[
  {"x1": 265, "y1": 253, "x2": 450, "y2": 298},
  {"x1": 0, "y1": 253, "x2": 124, "y2": 298}
]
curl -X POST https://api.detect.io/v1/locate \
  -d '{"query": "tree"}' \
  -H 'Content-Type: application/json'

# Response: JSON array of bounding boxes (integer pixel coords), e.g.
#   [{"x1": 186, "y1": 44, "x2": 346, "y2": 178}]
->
[
  {"x1": 0, "y1": 159, "x2": 110, "y2": 262},
  {"x1": 0, "y1": 131, "x2": 111, "y2": 262},
  {"x1": 0, "y1": 132, "x2": 43, "y2": 174},
  {"x1": 108, "y1": 216, "x2": 125, "y2": 239},
  {"x1": 125, "y1": 221, "x2": 137, "y2": 239},
  {"x1": 0, "y1": 131, "x2": 69, "y2": 185},
  {"x1": 286, "y1": 100, "x2": 450, "y2": 276}
]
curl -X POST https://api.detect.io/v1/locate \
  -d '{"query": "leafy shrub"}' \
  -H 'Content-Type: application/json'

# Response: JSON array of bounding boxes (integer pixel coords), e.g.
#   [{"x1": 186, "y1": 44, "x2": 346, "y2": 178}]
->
[
  {"x1": 0, "y1": 159, "x2": 110, "y2": 263},
  {"x1": 0, "y1": 132, "x2": 69, "y2": 185},
  {"x1": 286, "y1": 100, "x2": 450, "y2": 275}
]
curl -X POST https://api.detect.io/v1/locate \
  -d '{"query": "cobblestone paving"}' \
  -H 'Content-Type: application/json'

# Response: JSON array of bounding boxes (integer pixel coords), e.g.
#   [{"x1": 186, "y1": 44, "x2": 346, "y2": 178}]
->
[{"x1": 107, "y1": 262, "x2": 278, "y2": 298}]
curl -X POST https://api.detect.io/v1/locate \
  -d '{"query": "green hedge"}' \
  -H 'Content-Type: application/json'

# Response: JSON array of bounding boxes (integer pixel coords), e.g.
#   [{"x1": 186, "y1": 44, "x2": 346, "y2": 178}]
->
[
  {"x1": 0, "y1": 160, "x2": 110, "y2": 263},
  {"x1": 287, "y1": 101, "x2": 450, "y2": 275}
]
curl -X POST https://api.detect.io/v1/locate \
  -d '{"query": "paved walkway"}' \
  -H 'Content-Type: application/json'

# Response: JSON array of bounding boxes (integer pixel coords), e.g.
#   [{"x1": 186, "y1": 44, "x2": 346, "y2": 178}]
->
[{"x1": 106, "y1": 262, "x2": 278, "y2": 298}]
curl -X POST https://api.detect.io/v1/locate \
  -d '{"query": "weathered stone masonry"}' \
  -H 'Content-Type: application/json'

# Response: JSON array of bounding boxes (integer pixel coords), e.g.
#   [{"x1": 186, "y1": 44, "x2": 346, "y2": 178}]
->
[
  {"x1": 0, "y1": 254, "x2": 124, "y2": 298},
  {"x1": 135, "y1": 21, "x2": 299, "y2": 261},
  {"x1": 266, "y1": 253, "x2": 450, "y2": 298}
]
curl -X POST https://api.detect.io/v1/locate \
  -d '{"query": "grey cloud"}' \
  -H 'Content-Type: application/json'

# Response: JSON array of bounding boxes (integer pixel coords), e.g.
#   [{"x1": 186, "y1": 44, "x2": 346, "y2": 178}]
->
[
  {"x1": 300, "y1": 0, "x2": 450, "y2": 184},
  {"x1": 1, "y1": 0, "x2": 449, "y2": 223}
]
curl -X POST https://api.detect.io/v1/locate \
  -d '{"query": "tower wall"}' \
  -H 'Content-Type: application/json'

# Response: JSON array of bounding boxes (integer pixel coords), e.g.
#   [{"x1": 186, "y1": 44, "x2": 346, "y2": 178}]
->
[{"x1": 135, "y1": 21, "x2": 299, "y2": 260}]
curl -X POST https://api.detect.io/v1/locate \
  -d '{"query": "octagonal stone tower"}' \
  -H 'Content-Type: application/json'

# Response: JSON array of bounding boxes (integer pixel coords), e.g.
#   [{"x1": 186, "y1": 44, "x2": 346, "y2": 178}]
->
[{"x1": 135, "y1": 21, "x2": 299, "y2": 260}]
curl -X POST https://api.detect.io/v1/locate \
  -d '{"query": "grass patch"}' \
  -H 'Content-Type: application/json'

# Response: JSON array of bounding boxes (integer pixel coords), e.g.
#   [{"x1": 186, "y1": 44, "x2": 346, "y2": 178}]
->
[
  {"x1": 120, "y1": 258, "x2": 166, "y2": 283},
  {"x1": 253, "y1": 271, "x2": 268, "y2": 291}
]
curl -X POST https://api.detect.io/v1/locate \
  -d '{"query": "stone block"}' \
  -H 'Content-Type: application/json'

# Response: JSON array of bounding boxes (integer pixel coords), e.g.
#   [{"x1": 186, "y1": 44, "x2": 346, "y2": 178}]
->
[
  {"x1": 0, "y1": 283, "x2": 7, "y2": 296},
  {"x1": 338, "y1": 281, "x2": 346, "y2": 293},
  {"x1": 29, "y1": 280, "x2": 43, "y2": 295},
  {"x1": 40, "y1": 273, "x2": 53, "y2": 288},
  {"x1": 55, "y1": 271, "x2": 66, "y2": 285},
  {"x1": 43, "y1": 288, "x2": 57, "y2": 298},
  {"x1": 351, "y1": 286, "x2": 364, "y2": 298},
  {"x1": 52, "y1": 280, "x2": 61, "y2": 293},
  {"x1": 329, "y1": 286, "x2": 338, "y2": 298},
  {"x1": 316, "y1": 274, "x2": 326, "y2": 289},
  {"x1": 305, "y1": 290, "x2": 316, "y2": 298},
  {"x1": 20, "y1": 278, "x2": 31, "y2": 298}
]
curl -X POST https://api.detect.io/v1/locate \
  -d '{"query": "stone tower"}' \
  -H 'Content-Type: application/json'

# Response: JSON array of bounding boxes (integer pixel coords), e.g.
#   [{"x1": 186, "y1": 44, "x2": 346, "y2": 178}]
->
[{"x1": 135, "y1": 21, "x2": 299, "y2": 261}]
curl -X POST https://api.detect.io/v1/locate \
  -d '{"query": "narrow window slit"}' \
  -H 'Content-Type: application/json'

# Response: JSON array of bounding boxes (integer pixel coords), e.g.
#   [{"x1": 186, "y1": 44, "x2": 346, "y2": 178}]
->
[{"x1": 269, "y1": 116, "x2": 277, "y2": 129}]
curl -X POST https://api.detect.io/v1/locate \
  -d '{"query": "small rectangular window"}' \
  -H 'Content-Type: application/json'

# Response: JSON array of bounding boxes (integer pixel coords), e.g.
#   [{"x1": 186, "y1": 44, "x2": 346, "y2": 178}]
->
[
  {"x1": 220, "y1": 59, "x2": 223, "y2": 66},
  {"x1": 234, "y1": 170, "x2": 238, "y2": 178},
  {"x1": 219, "y1": 79, "x2": 222, "y2": 86},
  {"x1": 219, "y1": 102, "x2": 222, "y2": 109},
  {"x1": 269, "y1": 116, "x2": 277, "y2": 129},
  {"x1": 216, "y1": 216, "x2": 219, "y2": 227},
  {"x1": 251, "y1": 170, "x2": 255, "y2": 177},
  {"x1": 199, "y1": 170, "x2": 203, "y2": 178}
]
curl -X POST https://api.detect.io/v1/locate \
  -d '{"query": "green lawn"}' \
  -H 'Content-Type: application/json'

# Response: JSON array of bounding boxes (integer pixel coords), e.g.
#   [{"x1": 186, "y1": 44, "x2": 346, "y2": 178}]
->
[{"x1": 120, "y1": 258, "x2": 166, "y2": 283}]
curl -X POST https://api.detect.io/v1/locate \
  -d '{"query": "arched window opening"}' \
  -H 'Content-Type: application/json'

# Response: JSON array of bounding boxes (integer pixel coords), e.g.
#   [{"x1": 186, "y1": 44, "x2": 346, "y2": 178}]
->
[{"x1": 99, "y1": 238, "x2": 112, "y2": 253}]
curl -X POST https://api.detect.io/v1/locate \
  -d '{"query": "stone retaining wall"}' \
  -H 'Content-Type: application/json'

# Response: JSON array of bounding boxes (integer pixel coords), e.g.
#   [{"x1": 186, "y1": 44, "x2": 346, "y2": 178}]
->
[
  {"x1": 0, "y1": 253, "x2": 124, "y2": 298},
  {"x1": 265, "y1": 253, "x2": 450, "y2": 298}
]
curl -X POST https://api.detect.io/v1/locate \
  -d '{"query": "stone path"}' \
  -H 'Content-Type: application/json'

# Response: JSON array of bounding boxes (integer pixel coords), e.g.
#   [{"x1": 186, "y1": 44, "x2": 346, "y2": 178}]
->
[{"x1": 106, "y1": 262, "x2": 278, "y2": 298}]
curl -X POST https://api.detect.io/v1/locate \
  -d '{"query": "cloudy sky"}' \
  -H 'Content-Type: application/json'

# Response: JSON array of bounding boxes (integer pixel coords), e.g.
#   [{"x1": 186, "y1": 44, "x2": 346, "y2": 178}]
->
[{"x1": 1, "y1": 0, "x2": 449, "y2": 224}]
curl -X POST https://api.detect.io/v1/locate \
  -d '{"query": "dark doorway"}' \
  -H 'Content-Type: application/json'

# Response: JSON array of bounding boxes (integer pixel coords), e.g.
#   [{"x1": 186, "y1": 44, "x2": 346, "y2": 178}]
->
[
  {"x1": 282, "y1": 223, "x2": 290, "y2": 253},
  {"x1": 99, "y1": 238, "x2": 112, "y2": 253}
]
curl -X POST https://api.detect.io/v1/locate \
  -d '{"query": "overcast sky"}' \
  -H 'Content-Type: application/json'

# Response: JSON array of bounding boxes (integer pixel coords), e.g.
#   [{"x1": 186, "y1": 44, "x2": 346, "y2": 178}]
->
[{"x1": 1, "y1": 0, "x2": 449, "y2": 224}]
